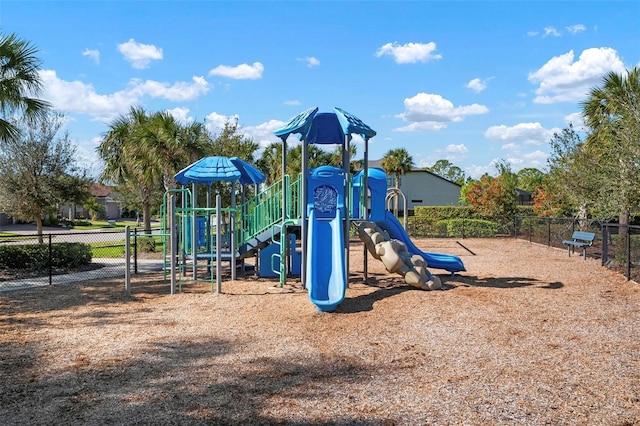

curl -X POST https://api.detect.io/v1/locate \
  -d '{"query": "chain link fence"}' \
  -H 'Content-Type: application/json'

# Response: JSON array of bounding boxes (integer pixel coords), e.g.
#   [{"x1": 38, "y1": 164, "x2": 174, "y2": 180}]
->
[
  {"x1": 2, "y1": 217, "x2": 638, "y2": 292},
  {"x1": 0, "y1": 228, "x2": 164, "y2": 292},
  {"x1": 514, "y1": 217, "x2": 638, "y2": 282}
]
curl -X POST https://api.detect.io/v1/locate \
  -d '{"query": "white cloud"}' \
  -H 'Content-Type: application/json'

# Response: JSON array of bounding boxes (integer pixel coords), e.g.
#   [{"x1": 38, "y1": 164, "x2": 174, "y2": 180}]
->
[
  {"x1": 528, "y1": 47, "x2": 626, "y2": 104},
  {"x1": 127, "y1": 76, "x2": 211, "y2": 102},
  {"x1": 566, "y1": 24, "x2": 586, "y2": 35},
  {"x1": 465, "y1": 164, "x2": 493, "y2": 179},
  {"x1": 394, "y1": 93, "x2": 488, "y2": 132},
  {"x1": 82, "y1": 48, "x2": 100, "y2": 64},
  {"x1": 394, "y1": 122, "x2": 448, "y2": 132},
  {"x1": 205, "y1": 112, "x2": 239, "y2": 135},
  {"x1": 543, "y1": 27, "x2": 561, "y2": 37},
  {"x1": 564, "y1": 112, "x2": 586, "y2": 130},
  {"x1": 446, "y1": 144, "x2": 468, "y2": 154},
  {"x1": 284, "y1": 100, "x2": 301, "y2": 106},
  {"x1": 243, "y1": 119, "x2": 286, "y2": 149},
  {"x1": 166, "y1": 107, "x2": 193, "y2": 124},
  {"x1": 209, "y1": 62, "x2": 264, "y2": 79},
  {"x1": 39, "y1": 69, "x2": 138, "y2": 122},
  {"x1": 375, "y1": 42, "x2": 442, "y2": 64},
  {"x1": 297, "y1": 57, "x2": 320, "y2": 68},
  {"x1": 39, "y1": 69, "x2": 210, "y2": 122},
  {"x1": 466, "y1": 77, "x2": 489, "y2": 93},
  {"x1": 484, "y1": 122, "x2": 560, "y2": 145},
  {"x1": 117, "y1": 38, "x2": 163, "y2": 69}
]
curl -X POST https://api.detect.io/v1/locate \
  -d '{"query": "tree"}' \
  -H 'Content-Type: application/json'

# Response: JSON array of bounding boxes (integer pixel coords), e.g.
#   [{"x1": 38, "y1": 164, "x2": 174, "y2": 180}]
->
[
  {"x1": 537, "y1": 125, "x2": 595, "y2": 218},
  {"x1": 256, "y1": 142, "x2": 283, "y2": 185},
  {"x1": 426, "y1": 159, "x2": 466, "y2": 185},
  {"x1": 0, "y1": 32, "x2": 51, "y2": 143},
  {"x1": 462, "y1": 161, "x2": 517, "y2": 219},
  {"x1": 98, "y1": 106, "x2": 160, "y2": 233},
  {"x1": 146, "y1": 111, "x2": 212, "y2": 191},
  {"x1": 381, "y1": 148, "x2": 414, "y2": 215},
  {"x1": 210, "y1": 118, "x2": 259, "y2": 162},
  {"x1": 581, "y1": 67, "x2": 640, "y2": 225},
  {"x1": 83, "y1": 197, "x2": 105, "y2": 221},
  {"x1": 381, "y1": 148, "x2": 414, "y2": 189},
  {"x1": 0, "y1": 113, "x2": 89, "y2": 242},
  {"x1": 98, "y1": 106, "x2": 214, "y2": 232},
  {"x1": 516, "y1": 168, "x2": 544, "y2": 192}
]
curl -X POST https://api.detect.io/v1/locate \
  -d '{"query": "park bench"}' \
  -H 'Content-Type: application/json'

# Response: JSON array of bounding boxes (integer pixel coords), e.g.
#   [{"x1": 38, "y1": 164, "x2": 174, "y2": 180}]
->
[{"x1": 562, "y1": 231, "x2": 596, "y2": 260}]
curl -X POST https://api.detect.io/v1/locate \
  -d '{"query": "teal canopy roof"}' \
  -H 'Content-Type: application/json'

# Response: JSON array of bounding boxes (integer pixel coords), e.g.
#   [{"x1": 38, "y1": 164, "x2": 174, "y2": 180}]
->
[
  {"x1": 174, "y1": 156, "x2": 265, "y2": 185},
  {"x1": 274, "y1": 107, "x2": 376, "y2": 143}
]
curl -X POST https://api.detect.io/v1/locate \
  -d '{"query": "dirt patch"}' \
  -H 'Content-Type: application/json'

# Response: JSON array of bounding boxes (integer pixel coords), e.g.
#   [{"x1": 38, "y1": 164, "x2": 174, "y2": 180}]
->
[{"x1": 1, "y1": 238, "x2": 639, "y2": 425}]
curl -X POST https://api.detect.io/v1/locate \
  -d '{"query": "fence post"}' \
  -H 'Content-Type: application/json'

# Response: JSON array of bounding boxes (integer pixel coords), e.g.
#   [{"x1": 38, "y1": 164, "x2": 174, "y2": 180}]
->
[
  {"x1": 48, "y1": 234, "x2": 52, "y2": 286},
  {"x1": 626, "y1": 224, "x2": 631, "y2": 281},
  {"x1": 125, "y1": 226, "x2": 131, "y2": 295},
  {"x1": 216, "y1": 194, "x2": 222, "y2": 294},
  {"x1": 547, "y1": 218, "x2": 551, "y2": 246},
  {"x1": 601, "y1": 224, "x2": 608, "y2": 267},
  {"x1": 169, "y1": 195, "x2": 177, "y2": 295},
  {"x1": 134, "y1": 227, "x2": 138, "y2": 274}
]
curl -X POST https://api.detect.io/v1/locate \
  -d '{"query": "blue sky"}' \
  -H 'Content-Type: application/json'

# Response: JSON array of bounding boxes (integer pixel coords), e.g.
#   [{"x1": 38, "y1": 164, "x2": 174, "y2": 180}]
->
[{"x1": 2, "y1": 1, "x2": 639, "y2": 178}]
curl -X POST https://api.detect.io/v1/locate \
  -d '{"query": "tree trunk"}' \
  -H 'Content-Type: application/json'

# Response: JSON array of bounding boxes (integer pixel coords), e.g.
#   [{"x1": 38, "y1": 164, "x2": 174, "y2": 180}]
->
[
  {"x1": 142, "y1": 201, "x2": 152, "y2": 234},
  {"x1": 577, "y1": 202, "x2": 589, "y2": 230},
  {"x1": 619, "y1": 209, "x2": 629, "y2": 255},
  {"x1": 35, "y1": 216, "x2": 44, "y2": 244}
]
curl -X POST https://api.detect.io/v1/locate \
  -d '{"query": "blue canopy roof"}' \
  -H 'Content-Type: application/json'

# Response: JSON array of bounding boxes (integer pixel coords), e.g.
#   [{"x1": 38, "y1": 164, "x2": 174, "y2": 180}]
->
[
  {"x1": 229, "y1": 157, "x2": 266, "y2": 185},
  {"x1": 174, "y1": 156, "x2": 265, "y2": 185},
  {"x1": 273, "y1": 107, "x2": 376, "y2": 143}
]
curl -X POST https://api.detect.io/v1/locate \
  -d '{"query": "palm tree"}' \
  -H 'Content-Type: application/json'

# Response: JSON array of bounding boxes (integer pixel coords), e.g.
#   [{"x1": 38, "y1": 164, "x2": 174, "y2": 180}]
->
[
  {"x1": 0, "y1": 32, "x2": 51, "y2": 142},
  {"x1": 146, "y1": 111, "x2": 211, "y2": 191},
  {"x1": 257, "y1": 142, "x2": 283, "y2": 185},
  {"x1": 381, "y1": 148, "x2": 414, "y2": 216},
  {"x1": 581, "y1": 67, "x2": 640, "y2": 226},
  {"x1": 97, "y1": 106, "x2": 159, "y2": 233},
  {"x1": 381, "y1": 148, "x2": 414, "y2": 189}
]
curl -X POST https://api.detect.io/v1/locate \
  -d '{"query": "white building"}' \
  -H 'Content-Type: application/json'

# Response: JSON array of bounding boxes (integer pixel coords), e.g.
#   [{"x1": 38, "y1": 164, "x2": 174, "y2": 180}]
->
[{"x1": 368, "y1": 160, "x2": 462, "y2": 209}]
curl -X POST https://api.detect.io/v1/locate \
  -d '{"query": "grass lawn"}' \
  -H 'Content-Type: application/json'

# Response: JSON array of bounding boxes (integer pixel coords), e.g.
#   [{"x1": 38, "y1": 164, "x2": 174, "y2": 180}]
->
[{"x1": 72, "y1": 219, "x2": 140, "y2": 231}]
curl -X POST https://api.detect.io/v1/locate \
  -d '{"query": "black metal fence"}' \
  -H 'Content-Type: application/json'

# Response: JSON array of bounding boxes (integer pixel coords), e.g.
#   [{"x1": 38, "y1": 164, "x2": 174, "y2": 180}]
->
[
  {"x1": 0, "y1": 228, "x2": 164, "y2": 292},
  {"x1": 514, "y1": 217, "x2": 639, "y2": 282},
  {"x1": 2, "y1": 218, "x2": 638, "y2": 292}
]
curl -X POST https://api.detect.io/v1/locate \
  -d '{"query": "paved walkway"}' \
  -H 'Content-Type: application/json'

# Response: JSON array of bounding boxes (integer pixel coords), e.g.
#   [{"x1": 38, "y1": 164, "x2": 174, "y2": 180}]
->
[{"x1": 0, "y1": 258, "x2": 164, "y2": 293}]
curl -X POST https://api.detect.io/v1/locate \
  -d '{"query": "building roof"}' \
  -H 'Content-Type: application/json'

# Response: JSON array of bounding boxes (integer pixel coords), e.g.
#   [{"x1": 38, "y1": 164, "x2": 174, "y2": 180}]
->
[
  {"x1": 366, "y1": 159, "x2": 462, "y2": 187},
  {"x1": 90, "y1": 183, "x2": 112, "y2": 197}
]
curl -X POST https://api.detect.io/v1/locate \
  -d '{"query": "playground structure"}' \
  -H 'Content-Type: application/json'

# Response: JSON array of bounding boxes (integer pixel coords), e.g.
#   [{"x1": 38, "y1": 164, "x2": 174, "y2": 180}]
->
[{"x1": 164, "y1": 107, "x2": 465, "y2": 312}]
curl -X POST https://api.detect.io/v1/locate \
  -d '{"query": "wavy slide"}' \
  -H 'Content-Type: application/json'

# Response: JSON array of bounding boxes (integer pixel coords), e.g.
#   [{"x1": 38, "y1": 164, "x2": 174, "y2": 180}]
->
[
  {"x1": 379, "y1": 211, "x2": 466, "y2": 273},
  {"x1": 306, "y1": 208, "x2": 347, "y2": 312}
]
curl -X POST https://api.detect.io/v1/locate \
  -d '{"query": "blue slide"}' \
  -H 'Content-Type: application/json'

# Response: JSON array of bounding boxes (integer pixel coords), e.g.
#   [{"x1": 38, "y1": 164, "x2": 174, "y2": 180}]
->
[
  {"x1": 306, "y1": 208, "x2": 347, "y2": 312},
  {"x1": 379, "y1": 211, "x2": 466, "y2": 273}
]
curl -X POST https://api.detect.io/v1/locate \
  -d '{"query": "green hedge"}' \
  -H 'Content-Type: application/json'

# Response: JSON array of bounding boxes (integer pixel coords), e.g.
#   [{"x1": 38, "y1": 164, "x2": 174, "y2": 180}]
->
[
  {"x1": 413, "y1": 205, "x2": 476, "y2": 220},
  {"x1": 408, "y1": 217, "x2": 499, "y2": 237},
  {"x1": 0, "y1": 242, "x2": 92, "y2": 270},
  {"x1": 413, "y1": 205, "x2": 534, "y2": 220},
  {"x1": 437, "y1": 218, "x2": 498, "y2": 237}
]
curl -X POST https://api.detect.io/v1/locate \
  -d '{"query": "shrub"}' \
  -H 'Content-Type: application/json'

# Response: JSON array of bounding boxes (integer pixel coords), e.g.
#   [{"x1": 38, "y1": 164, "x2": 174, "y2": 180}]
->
[
  {"x1": 441, "y1": 218, "x2": 498, "y2": 237},
  {"x1": 137, "y1": 236, "x2": 158, "y2": 252},
  {"x1": 413, "y1": 206, "x2": 476, "y2": 220},
  {"x1": 0, "y1": 242, "x2": 92, "y2": 270}
]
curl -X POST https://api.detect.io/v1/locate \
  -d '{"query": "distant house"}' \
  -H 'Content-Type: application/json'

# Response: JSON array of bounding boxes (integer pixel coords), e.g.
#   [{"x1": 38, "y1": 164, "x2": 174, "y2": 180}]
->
[
  {"x1": 367, "y1": 160, "x2": 462, "y2": 209},
  {"x1": 516, "y1": 189, "x2": 533, "y2": 206},
  {"x1": 59, "y1": 183, "x2": 122, "y2": 220},
  {"x1": 0, "y1": 212, "x2": 12, "y2": 226},
  {"x1": 90, "y1": 183, "x2": 122, "y2": 219}
]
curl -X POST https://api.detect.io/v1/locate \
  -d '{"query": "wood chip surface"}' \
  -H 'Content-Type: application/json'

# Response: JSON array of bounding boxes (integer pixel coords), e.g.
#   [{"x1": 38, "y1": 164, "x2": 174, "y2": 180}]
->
[{"x1": 1, "y1": 238, "x2": 639, "y2": 425}]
